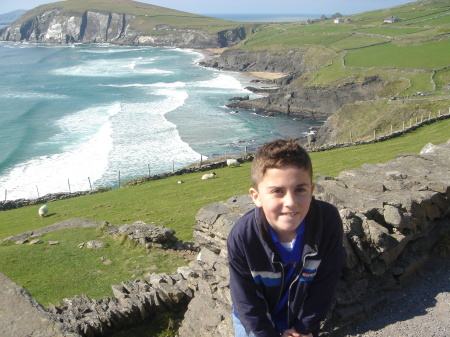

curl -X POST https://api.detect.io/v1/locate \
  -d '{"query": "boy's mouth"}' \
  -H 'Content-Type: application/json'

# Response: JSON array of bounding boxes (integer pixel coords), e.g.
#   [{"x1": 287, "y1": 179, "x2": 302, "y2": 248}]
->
[{"x1": 280, "y1": 211, "x2": 299, "y2": 217}]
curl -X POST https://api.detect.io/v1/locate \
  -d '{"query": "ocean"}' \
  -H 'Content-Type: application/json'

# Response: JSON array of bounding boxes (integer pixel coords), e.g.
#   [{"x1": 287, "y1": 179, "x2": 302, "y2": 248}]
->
[
  {"x1": 205, "y1": 13, "x2": 322, "y2": 22},
  {"x1": 0, "y1": 42, "x2": 321, "y2": 200}
]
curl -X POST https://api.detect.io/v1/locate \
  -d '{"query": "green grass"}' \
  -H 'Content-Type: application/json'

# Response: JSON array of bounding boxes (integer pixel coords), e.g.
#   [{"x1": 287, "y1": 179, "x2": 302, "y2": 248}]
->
[
  {"x1": 354, "y1": 26, "x2": 429, "y2": 37},
  {"x1": 435, "y1": 68, "x2": 450, "y2": 89},
  {"x1": 1, "y1": 118, "x2": 449, "y2": 307},
  {"x1": 0, "y1": 164, "x2": 251, "y2": 242},
  {"x1": 328, "y1": 35, "x2": 389, "y2": 51},
  {"x1": 0, "y1": 227, "x2": 187, "y2": 306},
  {"x1": 344, "y1": 39, "x2": 450, "y2": 70},
  {"x1": 327, "y1": 99, "x2": 450, "y2": 144},
  {"x1": 311, "y1": 118, "x2": 450, "y2": 177}
]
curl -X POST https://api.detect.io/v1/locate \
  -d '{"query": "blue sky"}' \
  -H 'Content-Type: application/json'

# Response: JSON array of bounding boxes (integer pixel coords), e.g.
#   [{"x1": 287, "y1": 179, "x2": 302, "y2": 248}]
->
[{"x1": 1, "y1": 0, "x2": 415, "y2": 16}]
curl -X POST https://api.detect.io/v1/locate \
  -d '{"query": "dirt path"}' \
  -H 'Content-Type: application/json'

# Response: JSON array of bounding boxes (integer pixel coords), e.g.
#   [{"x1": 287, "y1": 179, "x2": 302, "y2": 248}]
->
[{"x1": 333, "y1": 256, "x2": 450, "y2": 337}]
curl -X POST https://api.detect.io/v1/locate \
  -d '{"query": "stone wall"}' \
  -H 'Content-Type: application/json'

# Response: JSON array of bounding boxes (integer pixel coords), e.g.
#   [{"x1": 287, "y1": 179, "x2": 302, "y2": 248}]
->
[
  {"x1": 178, "y1": 140, "x2": 450, "y2": 336},
  {"x1": 1, "y1": 141, "x2": 449, "y2": 336}
]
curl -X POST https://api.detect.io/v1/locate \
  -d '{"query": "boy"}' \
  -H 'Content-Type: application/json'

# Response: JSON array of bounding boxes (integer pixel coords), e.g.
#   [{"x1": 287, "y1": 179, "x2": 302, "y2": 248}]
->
[{"x1": 227, "y1": 138, "x2": 346, "y2": 337}]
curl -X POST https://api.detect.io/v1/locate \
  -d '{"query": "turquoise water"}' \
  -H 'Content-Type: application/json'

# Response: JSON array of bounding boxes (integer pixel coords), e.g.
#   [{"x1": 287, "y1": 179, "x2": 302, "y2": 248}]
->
[{"x1": 0, "y1": 43, "x2": 320, "y2": 200}]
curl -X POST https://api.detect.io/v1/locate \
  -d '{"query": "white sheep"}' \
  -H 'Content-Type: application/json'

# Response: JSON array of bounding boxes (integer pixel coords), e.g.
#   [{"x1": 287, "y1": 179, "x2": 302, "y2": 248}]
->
[
  {"x1": 202, "y1": 172, "x2": 217, "y2": 180},
  {"x1": 38, "y1": 205, "x2": 48, "y2": 217},
  {"x1": 226, "y1": 158, "x2": 240, "y2": 167}
]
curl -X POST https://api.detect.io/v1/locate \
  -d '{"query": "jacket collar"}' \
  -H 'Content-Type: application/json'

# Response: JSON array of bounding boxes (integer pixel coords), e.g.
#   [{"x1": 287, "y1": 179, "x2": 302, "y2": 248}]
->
[{"x1": 254, "y1": 197, "x2": 321, "y2": 261}]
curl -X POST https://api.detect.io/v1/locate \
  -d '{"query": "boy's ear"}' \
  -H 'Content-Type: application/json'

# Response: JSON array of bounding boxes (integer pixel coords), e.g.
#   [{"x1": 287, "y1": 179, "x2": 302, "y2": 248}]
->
[{"x1": 249, "y1": 187, "x2": 262, "y2": 207}]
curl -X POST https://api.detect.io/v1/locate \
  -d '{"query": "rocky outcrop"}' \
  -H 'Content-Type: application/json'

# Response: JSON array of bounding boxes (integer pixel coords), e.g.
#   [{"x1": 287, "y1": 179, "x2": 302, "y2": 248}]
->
[
  {"x1": 199, "y1": 48, "x2": 322, "y2": 77},
  {"x1": 179, "y1": 140, "x2": 450, "y2": 336},
  {"x1": 1, "y1": 9, "x2": 135, "y2": 44},
  {"x1": 135, "y1": 26, "x2": 248, "y2": 49},
  {"x1": 0, "y1": 272, "x2": 80, "y2": 337},
  {"x1": 49, "y1": 273, "x2": 196, "y2": 337},
  {"x1": 229, "y1": 76, "x2": 386, "y2": 120},
  {"x1": 201, "y1": 48, "x2": 386, "y2": 119},
  {"x1": 0, "y1": 8, "x2": 247, "y2": 47}
]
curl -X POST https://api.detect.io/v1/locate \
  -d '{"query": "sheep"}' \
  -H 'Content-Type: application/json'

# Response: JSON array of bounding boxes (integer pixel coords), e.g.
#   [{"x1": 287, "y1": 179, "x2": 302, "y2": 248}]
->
[
  {"x1": 202, "y1": 172, "x2": 217, "y2": 180},
  {"x1": 38, "y1": 205, "x2": 48, "y2": 217},
  {"x1": 226, "y1": 158, "x2": 240, "y2": 167}
]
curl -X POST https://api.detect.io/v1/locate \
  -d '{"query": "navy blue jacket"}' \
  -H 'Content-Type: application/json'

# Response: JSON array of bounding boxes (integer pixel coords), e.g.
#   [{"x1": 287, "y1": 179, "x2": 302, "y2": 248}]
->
[{"x1": 227, "y1": 198, "x2": 346, "y2": 337}]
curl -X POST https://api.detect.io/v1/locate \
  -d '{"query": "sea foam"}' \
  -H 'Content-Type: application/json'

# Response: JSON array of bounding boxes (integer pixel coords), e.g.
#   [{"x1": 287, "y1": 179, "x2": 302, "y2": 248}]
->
[{"x1": 0, "y1": 104, "x2": 118, "y2": 200}]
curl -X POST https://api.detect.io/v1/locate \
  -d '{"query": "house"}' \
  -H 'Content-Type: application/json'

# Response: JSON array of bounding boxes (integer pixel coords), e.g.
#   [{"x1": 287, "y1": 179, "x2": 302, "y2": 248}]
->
[
  {"x1": 334, "y1": 18, "x2": 344, "y2": 23},
  {"x1": 384, "y1": 16, "x2": 401, "y2": 23}
]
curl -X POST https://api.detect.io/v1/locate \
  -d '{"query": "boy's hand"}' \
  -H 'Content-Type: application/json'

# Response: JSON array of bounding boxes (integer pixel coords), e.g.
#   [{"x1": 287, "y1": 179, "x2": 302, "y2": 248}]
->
[{"x1": 281, "y1": 328, "x2": 313, "y2": 337}]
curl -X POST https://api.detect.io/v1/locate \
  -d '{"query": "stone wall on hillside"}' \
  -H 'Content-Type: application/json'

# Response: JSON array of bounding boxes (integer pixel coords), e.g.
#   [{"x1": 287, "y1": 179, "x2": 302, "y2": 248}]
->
[{"x1": 178, "y1": 140, "x2": 450, "y2": 336}]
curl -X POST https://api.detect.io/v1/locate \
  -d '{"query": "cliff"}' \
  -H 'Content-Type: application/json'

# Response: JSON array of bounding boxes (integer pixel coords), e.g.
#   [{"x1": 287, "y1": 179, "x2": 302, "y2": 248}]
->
[
  {"x1": 0, "y1": 8, "x2": 248, "y2": 47},
  {"x1": 201, "y1": 48, "x2": 388, "y2": 120}
]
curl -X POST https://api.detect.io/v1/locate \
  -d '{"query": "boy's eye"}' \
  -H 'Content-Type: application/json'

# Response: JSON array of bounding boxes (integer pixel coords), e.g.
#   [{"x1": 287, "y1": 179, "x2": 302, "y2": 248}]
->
[{"x1": 271, "y1": 189, "x2": 283, "y2": 194}]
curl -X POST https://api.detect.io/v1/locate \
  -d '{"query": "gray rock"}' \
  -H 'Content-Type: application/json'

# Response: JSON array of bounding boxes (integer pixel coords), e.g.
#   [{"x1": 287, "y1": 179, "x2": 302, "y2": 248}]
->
[
  {"x1": 86, "y1": 240, "x2": 105, "y2": 249},
  {"x1": 0, "y1": 273, "x2": 80, "y2": 337}
]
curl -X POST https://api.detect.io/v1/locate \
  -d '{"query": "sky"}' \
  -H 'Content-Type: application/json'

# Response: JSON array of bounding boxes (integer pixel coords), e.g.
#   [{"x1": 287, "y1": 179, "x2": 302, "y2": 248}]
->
[{"x1": 0, "y1": 0, "x2": 416, "y2": 16}]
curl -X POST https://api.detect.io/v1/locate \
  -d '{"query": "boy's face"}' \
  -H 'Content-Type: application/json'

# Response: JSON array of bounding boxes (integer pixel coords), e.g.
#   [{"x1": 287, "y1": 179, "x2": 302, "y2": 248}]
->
[{"x1": 250, "y1": 164, "x2": 315, "y2": 242}]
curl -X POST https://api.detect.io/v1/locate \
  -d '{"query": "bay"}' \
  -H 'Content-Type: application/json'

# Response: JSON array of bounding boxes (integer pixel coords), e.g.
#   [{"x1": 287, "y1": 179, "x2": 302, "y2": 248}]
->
[{"x1": 0, "y1": 42, "x2": 320, "y2": 200}]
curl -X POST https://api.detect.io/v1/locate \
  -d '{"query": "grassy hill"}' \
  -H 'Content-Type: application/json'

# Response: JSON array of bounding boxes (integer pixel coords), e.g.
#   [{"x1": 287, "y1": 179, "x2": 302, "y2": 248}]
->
[
  {"x1": 239, "y1": 0, "x2": 450, "y2": 93},
  {"x1": 18, "y1": 0, "x2": 246, "y2": 34}
]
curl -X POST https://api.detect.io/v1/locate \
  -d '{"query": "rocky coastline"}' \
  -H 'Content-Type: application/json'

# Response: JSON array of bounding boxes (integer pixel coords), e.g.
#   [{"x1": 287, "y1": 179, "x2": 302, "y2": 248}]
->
[{"x1": 0, "y1": 7, "x2": 392, "y2": 129}]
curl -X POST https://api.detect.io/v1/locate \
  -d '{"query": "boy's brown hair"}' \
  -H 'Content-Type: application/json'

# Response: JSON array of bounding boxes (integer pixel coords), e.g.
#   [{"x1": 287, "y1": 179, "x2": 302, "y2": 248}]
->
[{"x1": 251, "y1": 138, "x2": 313, "y2": 188}]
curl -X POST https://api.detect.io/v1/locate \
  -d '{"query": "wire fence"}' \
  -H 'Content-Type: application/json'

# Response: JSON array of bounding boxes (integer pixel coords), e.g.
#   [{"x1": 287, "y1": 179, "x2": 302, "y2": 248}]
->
[{"x1": 2, "y1": 148, "x2": 251, "y2": 203}]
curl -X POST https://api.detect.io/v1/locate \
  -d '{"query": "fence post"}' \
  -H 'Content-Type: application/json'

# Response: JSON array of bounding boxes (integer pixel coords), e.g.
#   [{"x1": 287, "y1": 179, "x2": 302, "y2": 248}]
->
[
  {"x1": 172, "y1": 161, "x2": 175, "y2": 173},
  {"x1": 68, "y1": 179, "x2": 71, "y2": 193},
  {"x1": 403, "y1": 121, "x2": 405, "y2": 130},
  {"x1": 390, "y1": 125, "x2": 393, "y2": 135},
  {"x1": 148, "y1": 164, "x2": 151, "y2": 177},
  {"x1": 373, "y1": 130, "x2": 376, "y2": 140},
  {"x1": 200, "y1": 155, "x2": 203, "y2": 167},
  {"x1": 4, "y1": 189, "x2": 6, "y2": 202},
  {"x1": 245, "y1": 146, "x2": 248, "y2": 156},
  {"x1": 118, "y1": 171, "x2": 121, "y2": 188},
  {"x1": 36, "y1": 185, "x2": 40, "y2": 198},
  {"x1": 88, "y1": 177, "x2": 92, "y2": 190}
]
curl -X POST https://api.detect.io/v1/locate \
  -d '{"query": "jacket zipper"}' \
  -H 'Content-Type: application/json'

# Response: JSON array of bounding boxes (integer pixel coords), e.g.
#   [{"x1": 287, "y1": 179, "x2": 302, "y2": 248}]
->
[
  {"x1": 272, "y1": 252, "x2": 285, "y2": 310},
  {"x1": 286, "y1": 247, "x2": 318, "y2": 328}
]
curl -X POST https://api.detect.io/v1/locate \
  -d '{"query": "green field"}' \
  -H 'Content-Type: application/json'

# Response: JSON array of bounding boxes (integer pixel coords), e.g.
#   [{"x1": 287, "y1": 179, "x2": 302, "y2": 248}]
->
[{"x1": 344, "y1": 39, "x2": 450, "y2": 69}]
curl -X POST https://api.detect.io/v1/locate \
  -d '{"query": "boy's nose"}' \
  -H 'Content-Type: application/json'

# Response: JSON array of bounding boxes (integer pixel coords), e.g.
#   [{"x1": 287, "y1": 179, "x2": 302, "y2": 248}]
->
[{"x1": 284, "y1": 191, "x2": 296, "y2": 206}]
